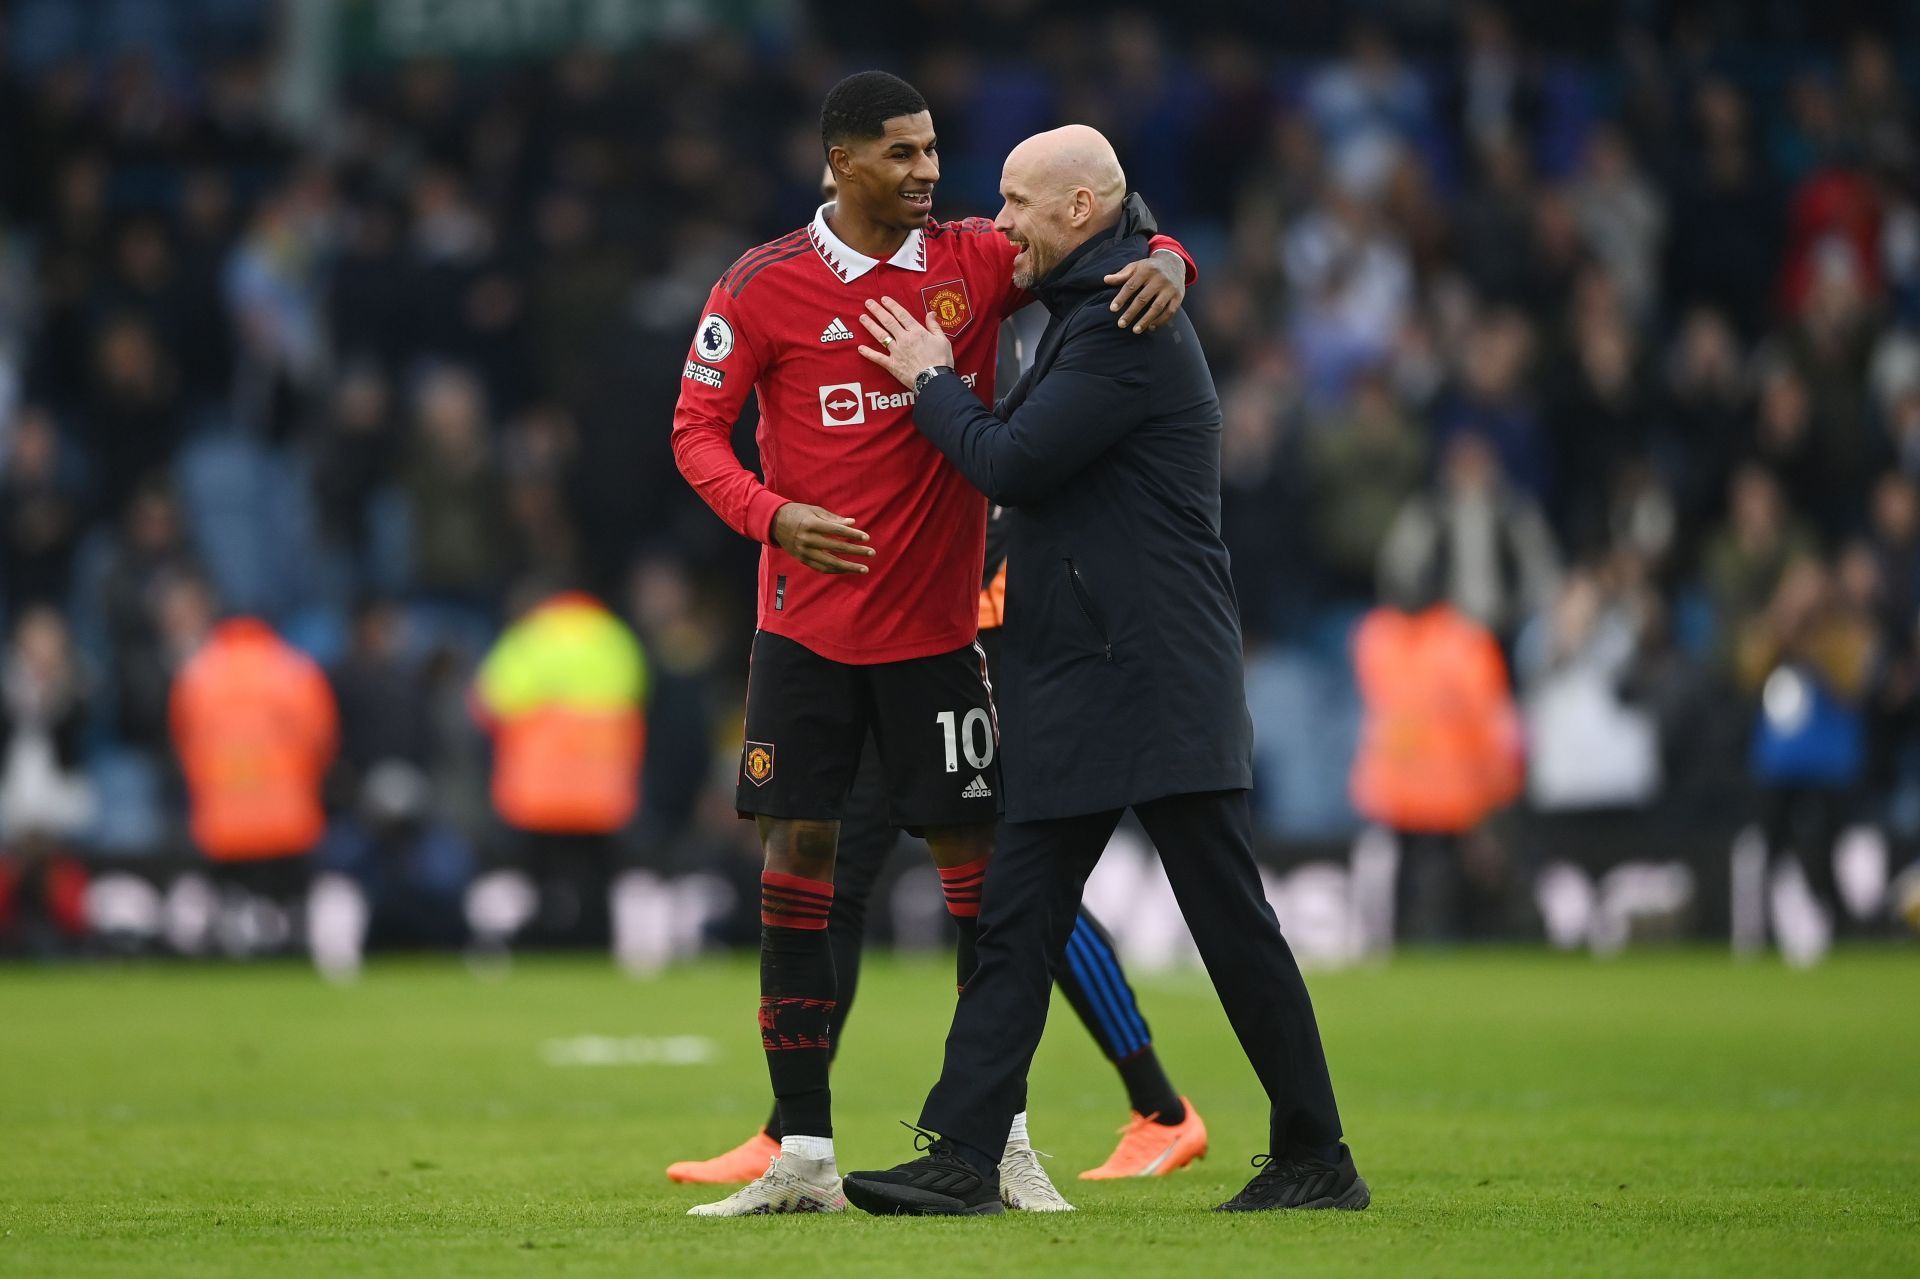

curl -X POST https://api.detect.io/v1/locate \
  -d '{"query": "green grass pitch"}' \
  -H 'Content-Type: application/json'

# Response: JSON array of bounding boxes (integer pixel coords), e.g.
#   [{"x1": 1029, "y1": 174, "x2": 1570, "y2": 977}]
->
[{"x1": 3, "y1": 949, "x2": 1917, "y2": 1277}]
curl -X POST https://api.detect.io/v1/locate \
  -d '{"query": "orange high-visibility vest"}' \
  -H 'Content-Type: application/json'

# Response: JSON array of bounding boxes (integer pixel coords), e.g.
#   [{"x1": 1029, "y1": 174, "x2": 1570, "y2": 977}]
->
[
  {"x1": 1350, "y1": 604, "x2": 1522, "y2": 834},
  {"x1": 474, "y1": 593, "x2": 648, "y2": 835},
  {"x1": 978, "y1": 560, "x2": 1008, "y2": 631},
  {"x1": 171, "y1": 619, "x2": 337, "y2": 860}
]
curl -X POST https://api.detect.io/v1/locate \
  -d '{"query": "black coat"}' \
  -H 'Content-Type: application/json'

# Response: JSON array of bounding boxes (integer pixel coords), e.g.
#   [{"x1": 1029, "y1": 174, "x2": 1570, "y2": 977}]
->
[{"x1": 912, "y1": 211, "x2": 1253, "y2": 822}]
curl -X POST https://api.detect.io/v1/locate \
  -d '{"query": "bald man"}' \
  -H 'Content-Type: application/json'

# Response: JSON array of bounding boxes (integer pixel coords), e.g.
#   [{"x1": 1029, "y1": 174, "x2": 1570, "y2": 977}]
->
[{"x1": 842, "y1": 127, "x2": 1366, "y2": 1216}]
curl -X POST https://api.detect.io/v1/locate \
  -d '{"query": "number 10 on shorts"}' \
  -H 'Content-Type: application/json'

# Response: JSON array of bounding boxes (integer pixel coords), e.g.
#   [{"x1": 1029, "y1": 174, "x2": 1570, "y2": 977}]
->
[{"x1": 935, "y1": 709, "x2": 994, "y2": 774}]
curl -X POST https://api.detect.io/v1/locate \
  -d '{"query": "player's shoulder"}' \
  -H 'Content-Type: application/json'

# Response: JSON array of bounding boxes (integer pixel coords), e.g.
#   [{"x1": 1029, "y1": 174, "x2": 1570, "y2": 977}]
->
[
  {"x1": 717, "y1": 226, "x2": 814, "y2": 300},
  {"x1": 925, "y1": 215, "x2": 1000, "y2": 240}
]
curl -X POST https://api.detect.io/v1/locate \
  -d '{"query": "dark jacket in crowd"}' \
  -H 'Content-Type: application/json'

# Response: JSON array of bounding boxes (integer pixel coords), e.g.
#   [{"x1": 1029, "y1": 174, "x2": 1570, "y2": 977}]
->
[{"x1": 911, "y1": 201, "x2": 1252, "y2": 822}]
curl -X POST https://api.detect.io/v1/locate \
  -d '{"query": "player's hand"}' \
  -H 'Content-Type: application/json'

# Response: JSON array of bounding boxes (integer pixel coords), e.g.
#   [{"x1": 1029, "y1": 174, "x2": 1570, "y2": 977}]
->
[
  {"x1": 856, "y1": 296, "x2": 954, "y2": 390},
  {"x1": 771, "y1": 502, "x2": 875, "y2": 575},
  {"x1": 1104, "y1": 251, "x2": 1185, "y2": 334}
]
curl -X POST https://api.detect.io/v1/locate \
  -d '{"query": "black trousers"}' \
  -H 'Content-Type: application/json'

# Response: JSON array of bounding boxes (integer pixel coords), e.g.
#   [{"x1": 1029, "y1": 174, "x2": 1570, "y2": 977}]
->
[{"x1": 919, "y1": 789, "x2": 1343, "y2": 1159}]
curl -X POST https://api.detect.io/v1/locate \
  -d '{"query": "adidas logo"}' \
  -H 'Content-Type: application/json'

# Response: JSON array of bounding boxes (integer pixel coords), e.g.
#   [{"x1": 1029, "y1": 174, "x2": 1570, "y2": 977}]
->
[
  {"x1": 961, "y1": 774, "x2": 993, "y2": 799},
  {"x1": 820, "y1": 317, "x2": 855, "y2": 343}
]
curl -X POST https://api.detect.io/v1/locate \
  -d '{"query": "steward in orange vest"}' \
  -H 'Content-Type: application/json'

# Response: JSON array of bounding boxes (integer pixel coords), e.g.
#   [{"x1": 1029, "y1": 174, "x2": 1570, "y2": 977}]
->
[
  {"x1": 472, "y1": 592, "x2": 648, "y2": 835},
  {"x1": 1351, "y1": 602, "x2": 1522, "y2": 835},
  {"x1": 171, "y1": 618, "x2": 338, "y2": 860}
]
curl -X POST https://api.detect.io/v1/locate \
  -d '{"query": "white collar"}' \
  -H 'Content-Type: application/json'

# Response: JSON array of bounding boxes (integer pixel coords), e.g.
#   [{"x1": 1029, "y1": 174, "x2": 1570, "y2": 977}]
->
[{"x1": 808, "y1": 202, "x2": 927, "y2": 282}]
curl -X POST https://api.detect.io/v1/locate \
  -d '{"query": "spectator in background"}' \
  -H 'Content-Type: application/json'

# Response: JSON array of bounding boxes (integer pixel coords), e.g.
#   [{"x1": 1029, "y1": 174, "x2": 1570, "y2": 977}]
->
[
  {"x1": 627, "y1": 557, "x2": 721, "y2": 855},
  {"x1": 1379, "y1": 431, "x2": 1561, "y2": 644},
  {"x1": 0, "y1": 608, "x2": 92, "y2": 956},
  {"x1": 1306, "y1": 366, "x2": 1427, "y2": 604},
  {"x1": 310, "y1": 365, "x2": 400, "y2": 586},
  {"x1": 1282, "y1": 180, "x2": 1415, "y2": 404},
  {"x1": 1445, "y1": 3, "x2": 1542, "y2": 158},
  {"x1": 1432, "y1": 308, "x2": 1548, "y2": 503},
  {"x1": 1746, "y1": 366, "x2": 1830, "y2": 535},
  {"x1": 1453, "y1": 135, "x2": 1541, "y2": 311},
  {"x1": 401, "y1": 366, "x2": 509, "y2": 613},
  {"x1": 170, "y1": 613, "x2": 337, "y2": 958},
  {"x1": 1514, "y1": 565, "x2": 1661, "y2": 812},
  {"x1": 1865, "y1": 473, "x2": 1920, "y2": 649},
  {"x1": 313, "y1": 760, "x2": 476, "y2": 979},
  {"x1": 171, "y1": 167, "x2": 240, "y2": 408},
  {"x1": 500, "y1": 403, "x2": 584, "y2": 589},
  {"x1": 1351, "y1": 561, "x2": 1522, "y2": 940},
  {"x1": 117, "y1": 571, "x2": 216, "y2": 777},
  {"x1": 327, "y1": 198, "x2": 408, "y2": 375},
  {"x1": 1216, "y1": 356, "x2": 1312, "y2": 641},
  {"x1": 82, "y1": 313, "x2": 184, "y2": 520},
  {"x1": 328, "y1": 596, "x2": 433, "y2": 801},
  {"x1": 1701, "y1": 463, "x2": 1820, "y2": 671},
  {"x1": 1777, "y1": 252, "x2": 1880, "y2": 534},
  {"x1": 1838, "y1": 34, "x2": 1911, "y2": 173},
  {"x1": 467, "y1": 586, "x2": 646, "y2": 954},
  {"x1": 1736, "y1": 558, "x2": 1878, "y2": 961},
  {"x1": 1305, "y1": 21, "x2": 1429, "y2": 200},
  {"x1": 225, "y1": 168, "x2": 336, "y2": 440},
  {"x1": 99, "y1": 480, "x2": 205, "y2": 751},
  {"x1": 526, "y1": 189, "x2": 635, "y2": 407},
  {"x1": 1660, "y1": 307, "x2": 1750, "y2": 541},
  {"x1": 1569, "y1": 124, "x2": 1667, "y2": 324},
  {"x1": 1545, "y1": 297, "x2": 1653, "y2": 557},
  {"x1": 1666, "y1": 80, "x2": 1780, "y2": 334},
  {"x1": 25, "y1": 153, "x2": 112, "y2": 407},
  {"x1": 0, "y1": 605, "x2": 96, "y2": 849},
  {"x1": 0, "y1": 405, "x2": 88, "y2": 618}
]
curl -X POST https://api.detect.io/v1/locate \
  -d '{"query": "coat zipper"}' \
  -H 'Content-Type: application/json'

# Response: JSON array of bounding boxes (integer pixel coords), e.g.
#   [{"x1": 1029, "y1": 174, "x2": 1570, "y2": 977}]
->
[{"x1": 1066, "y1": 558, "x2": 1114, "y2": 663}]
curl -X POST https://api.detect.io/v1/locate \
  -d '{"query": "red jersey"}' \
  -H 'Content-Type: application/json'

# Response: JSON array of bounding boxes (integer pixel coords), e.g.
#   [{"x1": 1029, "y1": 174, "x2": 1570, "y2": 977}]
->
[{"x1": 671, "y1": 203, "x2": 1190, "y2": 665}]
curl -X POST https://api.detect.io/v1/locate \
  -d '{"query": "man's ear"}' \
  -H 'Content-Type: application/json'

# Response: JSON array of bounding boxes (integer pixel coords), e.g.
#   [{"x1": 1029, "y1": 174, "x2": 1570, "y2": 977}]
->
[
  {"x1": 828, "y1": 145, "x2": 855, "y2": 185},
  {"x1": 1069, "y1": 187, "x2": 1094, "y2": 228}
]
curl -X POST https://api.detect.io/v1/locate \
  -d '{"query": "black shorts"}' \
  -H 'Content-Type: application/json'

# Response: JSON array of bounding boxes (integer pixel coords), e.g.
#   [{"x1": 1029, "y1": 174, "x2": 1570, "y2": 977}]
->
[{"x1": 736, "y1": 630, "x2": 1000, "y2": 834}]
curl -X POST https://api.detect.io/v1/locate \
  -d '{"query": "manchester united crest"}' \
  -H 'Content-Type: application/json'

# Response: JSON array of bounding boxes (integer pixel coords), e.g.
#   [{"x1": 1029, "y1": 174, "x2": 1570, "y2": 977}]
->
[
  {"x1": 920, "y1": 278, "x2": 973, "y2": 336},
  {"x1": 743, "y1": 742, "x2": 775, "y2": 787}
]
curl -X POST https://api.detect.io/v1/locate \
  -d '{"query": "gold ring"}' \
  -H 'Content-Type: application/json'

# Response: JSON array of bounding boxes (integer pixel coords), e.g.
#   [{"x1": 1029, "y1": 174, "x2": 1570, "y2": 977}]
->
[{"x1": 880, "y1": 335, "x2": 893, "y2": 347}]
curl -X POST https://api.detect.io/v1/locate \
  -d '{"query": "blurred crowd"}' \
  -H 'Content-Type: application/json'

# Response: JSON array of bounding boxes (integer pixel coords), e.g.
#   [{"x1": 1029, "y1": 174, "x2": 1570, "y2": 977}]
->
[{"x1": 5, "y1": 0, "x2": 1920, "y2": 953}]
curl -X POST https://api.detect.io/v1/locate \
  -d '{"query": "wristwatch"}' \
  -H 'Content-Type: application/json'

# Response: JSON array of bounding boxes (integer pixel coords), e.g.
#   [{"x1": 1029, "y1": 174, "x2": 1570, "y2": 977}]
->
[{"x1": 913, "y1": 364, "x2": 955, "y2": 395}]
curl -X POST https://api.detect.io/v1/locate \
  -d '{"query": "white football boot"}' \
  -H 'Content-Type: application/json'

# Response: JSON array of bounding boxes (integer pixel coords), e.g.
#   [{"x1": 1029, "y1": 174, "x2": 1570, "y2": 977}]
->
[
  {"x1": 999, "y1": 1139, "x2": 1075, "y2": 1212},
  {"x1": 686, "y1": 1152, "x2": 848, "y2": 1216}
]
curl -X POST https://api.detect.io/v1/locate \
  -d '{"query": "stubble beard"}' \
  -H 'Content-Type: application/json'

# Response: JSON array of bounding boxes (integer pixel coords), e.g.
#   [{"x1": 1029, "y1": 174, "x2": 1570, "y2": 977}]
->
[{"x1": 1011, "y1": 243, "x2": 1045, "y2": 291}]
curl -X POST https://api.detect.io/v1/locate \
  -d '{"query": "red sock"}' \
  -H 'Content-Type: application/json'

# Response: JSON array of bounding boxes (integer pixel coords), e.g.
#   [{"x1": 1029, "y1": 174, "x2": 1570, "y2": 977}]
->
[
  {"x1": 937, "y1": 858, "x2": 987, "y2": 919},
  {"x1": 761, "y1": 870, "x2": 833, "y2": 930}
]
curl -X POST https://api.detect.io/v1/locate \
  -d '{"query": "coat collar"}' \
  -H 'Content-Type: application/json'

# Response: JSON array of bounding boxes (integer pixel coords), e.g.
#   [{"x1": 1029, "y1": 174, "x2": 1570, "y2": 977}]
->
[
  {"x1": 1030, "y1": 191, "x2": 1157, "y2": 313},
  {"x1": 808, "y1": 203, "x2": 927, "y2": 283}
]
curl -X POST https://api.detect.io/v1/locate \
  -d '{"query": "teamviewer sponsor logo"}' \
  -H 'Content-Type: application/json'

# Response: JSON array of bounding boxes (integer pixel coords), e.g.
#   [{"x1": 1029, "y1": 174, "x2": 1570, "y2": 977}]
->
[{"x1": 819, "y1": 383, "x2": 865, "y2": 426}]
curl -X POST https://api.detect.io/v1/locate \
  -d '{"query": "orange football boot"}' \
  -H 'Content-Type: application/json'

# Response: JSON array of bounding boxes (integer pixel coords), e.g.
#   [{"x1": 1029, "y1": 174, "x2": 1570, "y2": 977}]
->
[
  {"x1": 666, "y1": 1129, "x2": 781, "y2": 1184},
  {"x1": 1079, "y1": 1098, "x2": 1208, "y2": 1180}
]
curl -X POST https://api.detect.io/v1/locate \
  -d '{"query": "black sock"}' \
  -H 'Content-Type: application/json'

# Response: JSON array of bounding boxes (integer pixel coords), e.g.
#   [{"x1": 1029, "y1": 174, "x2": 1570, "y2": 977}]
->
[
  {"x1": 938, "y1": 857, "x2": 986, "y2": 992},
  {"x1": 760, "y1": 872, "x2": 836, "y2": 1139},
  {"x1": 1117, "y1": 1048, "x2": 1185, "y2": 1124},
  {"x1": 951, "y1": 915, "x2": 979, "y2": 992}
]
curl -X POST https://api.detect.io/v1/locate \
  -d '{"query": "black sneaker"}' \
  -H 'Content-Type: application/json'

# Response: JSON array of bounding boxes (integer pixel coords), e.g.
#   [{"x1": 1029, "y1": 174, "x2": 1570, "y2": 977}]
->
[
  {"x1": 1214, "y1": 1145, "x2": 1370, "y2": 1212},
  {"x1": 842, "y1": 1125, "x2": 1004, "y2": 1217}
]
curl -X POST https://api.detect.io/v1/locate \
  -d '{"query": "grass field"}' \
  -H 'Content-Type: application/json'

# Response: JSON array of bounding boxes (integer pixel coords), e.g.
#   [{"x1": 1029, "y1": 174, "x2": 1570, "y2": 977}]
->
[{"x1": 3, "y1": 950, "x2": 1917, "y2": 1277}]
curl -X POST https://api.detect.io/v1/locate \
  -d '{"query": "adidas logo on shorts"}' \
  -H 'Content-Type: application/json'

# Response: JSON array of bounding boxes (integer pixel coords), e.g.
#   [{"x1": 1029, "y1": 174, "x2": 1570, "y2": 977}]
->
[
  {"x1": 961, "y1": 774, "x2": 993, "y2": 799},
  {"x1": 820, "y1": 317, "x2": 855, "y2": 343}
]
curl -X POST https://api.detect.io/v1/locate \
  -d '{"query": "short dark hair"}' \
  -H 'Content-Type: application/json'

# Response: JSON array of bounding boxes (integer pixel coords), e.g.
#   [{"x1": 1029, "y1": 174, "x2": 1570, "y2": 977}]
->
[{"x1": 820, "y1": 71, "x2": 928, "y2": 158}]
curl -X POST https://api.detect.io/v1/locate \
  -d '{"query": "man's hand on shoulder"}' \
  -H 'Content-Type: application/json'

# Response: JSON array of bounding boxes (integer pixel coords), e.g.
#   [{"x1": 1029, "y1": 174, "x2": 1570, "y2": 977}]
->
[
  {"x1": 771, "y1": 503, "x2": 875, "y2": 575},
  {"x1": 1103, "y1": 250, "x2": 1185, "y2": 335}
]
